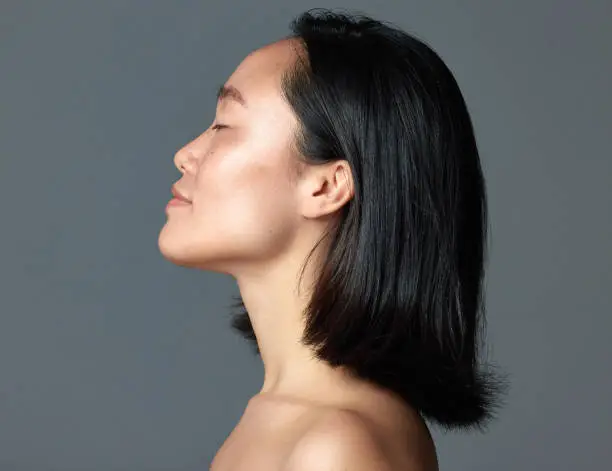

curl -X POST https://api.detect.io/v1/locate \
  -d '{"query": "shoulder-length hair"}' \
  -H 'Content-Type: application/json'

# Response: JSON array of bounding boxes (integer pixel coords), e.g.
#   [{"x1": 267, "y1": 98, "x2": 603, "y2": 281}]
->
[{"x1": 228, "y1": 8, "x2": 508, "y2": 432}]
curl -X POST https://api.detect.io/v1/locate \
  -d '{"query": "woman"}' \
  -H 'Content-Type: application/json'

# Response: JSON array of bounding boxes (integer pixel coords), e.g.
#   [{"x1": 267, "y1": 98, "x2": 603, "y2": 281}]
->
[{"x1": 159, "y1": 8, "x2": 507, "y2": 471}]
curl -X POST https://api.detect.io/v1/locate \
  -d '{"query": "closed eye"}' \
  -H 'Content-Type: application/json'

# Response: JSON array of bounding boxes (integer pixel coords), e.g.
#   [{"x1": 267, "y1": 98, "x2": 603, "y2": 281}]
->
[{"x1": 211, "y1": 123, "x2": 228, "y2": 131}]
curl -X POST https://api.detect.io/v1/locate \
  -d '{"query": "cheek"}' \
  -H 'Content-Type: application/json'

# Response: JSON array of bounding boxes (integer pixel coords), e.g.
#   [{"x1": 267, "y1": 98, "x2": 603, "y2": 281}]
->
[{"x1": 190, "y1": 153, "x2": 298, "y2": 257}]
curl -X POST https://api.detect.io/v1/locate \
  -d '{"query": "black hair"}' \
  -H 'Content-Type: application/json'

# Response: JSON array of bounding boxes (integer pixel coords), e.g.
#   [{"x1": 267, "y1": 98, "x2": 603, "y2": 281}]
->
[{"x1": 228, "y1": 8, "x2": 509, "y2": 432}]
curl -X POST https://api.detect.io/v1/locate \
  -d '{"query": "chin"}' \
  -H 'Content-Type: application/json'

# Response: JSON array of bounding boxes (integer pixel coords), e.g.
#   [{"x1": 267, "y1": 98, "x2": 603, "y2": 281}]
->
[
  {"x1": 158, "y1": 225, "x2": 195, "y2": 267},
  {"x1": 157, "y1": 225, "x2": 228, "y2": 272}
]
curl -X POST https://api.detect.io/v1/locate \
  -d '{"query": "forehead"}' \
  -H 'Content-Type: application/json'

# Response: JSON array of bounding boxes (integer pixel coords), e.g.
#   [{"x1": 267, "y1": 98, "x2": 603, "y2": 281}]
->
[{"x1": 222, "y1": 39, "x2": 301, "y2": 108}]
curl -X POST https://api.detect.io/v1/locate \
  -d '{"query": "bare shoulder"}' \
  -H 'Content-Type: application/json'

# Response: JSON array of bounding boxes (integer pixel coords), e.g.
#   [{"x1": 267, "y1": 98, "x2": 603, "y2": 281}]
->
[
  {"x1": 282, "y1": 409, "x2": 390, "y2": 470},
  {"x1": 283, "y1": 407, "x2": 439, "y2": 471}
]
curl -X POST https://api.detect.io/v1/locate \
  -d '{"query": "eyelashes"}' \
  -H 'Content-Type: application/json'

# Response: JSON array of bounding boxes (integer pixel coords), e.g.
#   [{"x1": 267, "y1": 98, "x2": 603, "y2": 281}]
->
[{"x1": 211, "y1": 123, "x2": 228, "y2": 131}]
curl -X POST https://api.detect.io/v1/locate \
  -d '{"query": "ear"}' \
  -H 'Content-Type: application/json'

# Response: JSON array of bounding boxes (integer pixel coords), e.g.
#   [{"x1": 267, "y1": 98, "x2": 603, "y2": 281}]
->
[{"x1": 299, "y1": 160, "x2": 354, "y2": 219}]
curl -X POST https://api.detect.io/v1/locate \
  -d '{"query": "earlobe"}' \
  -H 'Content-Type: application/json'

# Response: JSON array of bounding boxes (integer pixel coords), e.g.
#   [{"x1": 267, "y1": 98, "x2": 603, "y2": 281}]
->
[{"x1": 298, "y1": 175, "x2": 328, "y2": 219}]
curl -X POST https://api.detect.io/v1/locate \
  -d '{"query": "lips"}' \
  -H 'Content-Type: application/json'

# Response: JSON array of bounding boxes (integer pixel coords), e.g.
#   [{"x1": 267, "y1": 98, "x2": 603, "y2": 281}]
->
[{"x1": 171, "y1": 185, "x2": 191, "y2": 203}]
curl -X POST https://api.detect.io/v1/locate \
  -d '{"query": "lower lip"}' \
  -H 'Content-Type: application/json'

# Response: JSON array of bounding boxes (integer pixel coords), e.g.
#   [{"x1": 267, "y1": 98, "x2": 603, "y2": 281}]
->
[{"x1": 166, "y1": 198, "x2": 191, "y2": 210}]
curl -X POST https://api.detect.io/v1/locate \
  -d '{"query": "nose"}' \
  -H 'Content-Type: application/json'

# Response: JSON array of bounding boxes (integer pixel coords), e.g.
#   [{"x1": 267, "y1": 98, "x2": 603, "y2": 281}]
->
[{"x1": 173, "y1": 147, "x2": 198, "y2": 174}]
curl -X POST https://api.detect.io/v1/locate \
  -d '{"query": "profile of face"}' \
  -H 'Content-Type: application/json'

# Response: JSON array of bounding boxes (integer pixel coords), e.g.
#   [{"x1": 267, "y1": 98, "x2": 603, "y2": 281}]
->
[{"x1": 158, "y1": 39, "x2": 308, "y2": 276}]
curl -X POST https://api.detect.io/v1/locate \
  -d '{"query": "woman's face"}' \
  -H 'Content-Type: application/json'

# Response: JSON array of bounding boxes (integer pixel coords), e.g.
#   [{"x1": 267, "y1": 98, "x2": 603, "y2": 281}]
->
[{"x1": 158, "y1": 39, "x2": 303, "y2": 274}]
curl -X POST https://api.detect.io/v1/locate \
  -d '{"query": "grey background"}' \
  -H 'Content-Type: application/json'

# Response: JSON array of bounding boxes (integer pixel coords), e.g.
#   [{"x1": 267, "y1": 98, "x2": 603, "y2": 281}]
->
[{"x1": 1, "y1": 0, "x2": 610, "y2": 470}]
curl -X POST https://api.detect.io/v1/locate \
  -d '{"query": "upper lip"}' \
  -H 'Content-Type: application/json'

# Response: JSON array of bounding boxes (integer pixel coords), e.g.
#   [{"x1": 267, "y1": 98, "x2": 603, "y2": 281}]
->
[{"x1": 171, "y1": 185, "x2": 191, "y2": 203}]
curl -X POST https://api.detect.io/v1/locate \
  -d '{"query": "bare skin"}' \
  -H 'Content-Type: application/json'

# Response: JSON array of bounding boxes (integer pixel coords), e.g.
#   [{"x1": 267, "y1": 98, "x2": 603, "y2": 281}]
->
[
  {"x1": 159, "y1": 38, "x2": 438, "y2": 470},
  {"x1": 210, "y1": 388, "x2": 438, "y2": 470}
]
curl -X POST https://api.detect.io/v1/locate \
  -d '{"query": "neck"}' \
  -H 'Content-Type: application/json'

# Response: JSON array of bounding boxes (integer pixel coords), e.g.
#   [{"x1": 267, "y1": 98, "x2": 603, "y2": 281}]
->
[{"x1": 233, "y1": 244, "x2": 361, "y2": 404}]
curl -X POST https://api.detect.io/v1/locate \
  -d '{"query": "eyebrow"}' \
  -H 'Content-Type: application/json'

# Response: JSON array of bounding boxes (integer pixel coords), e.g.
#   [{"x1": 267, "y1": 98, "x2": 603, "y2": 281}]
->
[{"x1": 216, "y1": 84, "x2": 248, "y2": 108}]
